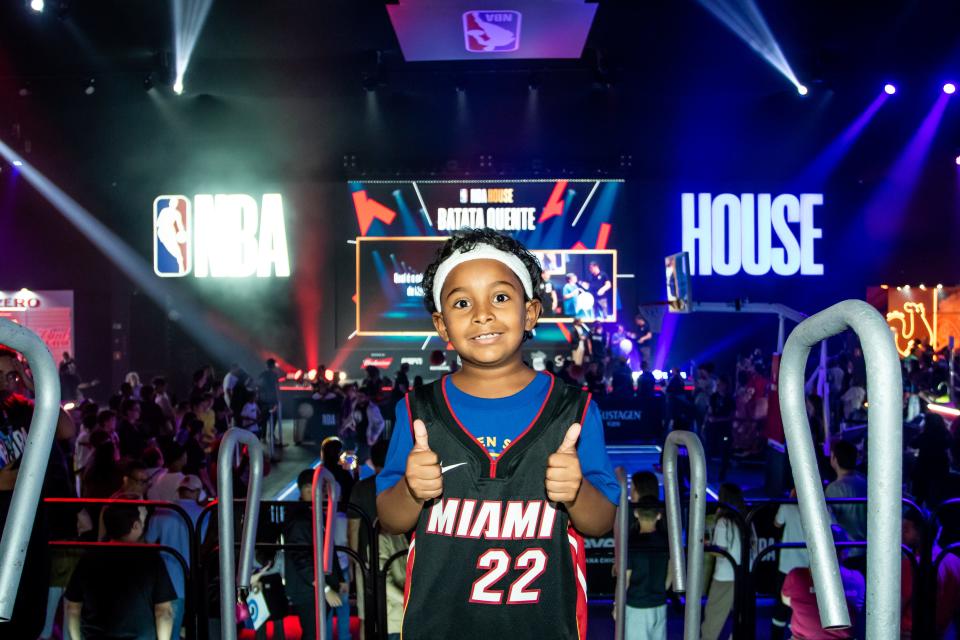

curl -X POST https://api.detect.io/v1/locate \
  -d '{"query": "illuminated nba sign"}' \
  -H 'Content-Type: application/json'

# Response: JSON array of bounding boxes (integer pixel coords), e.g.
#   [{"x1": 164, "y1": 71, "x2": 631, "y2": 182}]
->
[
  {"x1": 681, "y1": 193, "x2": 824, "y2": 277},
  {"x1": 463, "y1": 11, "x2": 521, "y2": 52},
  {"x1": 153, "y1": 193, "x2": 290, "y2": 278}
]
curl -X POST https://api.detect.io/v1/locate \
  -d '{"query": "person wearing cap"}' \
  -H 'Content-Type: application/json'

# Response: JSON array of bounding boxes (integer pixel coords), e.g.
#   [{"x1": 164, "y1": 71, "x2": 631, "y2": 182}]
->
[
  {"x1": 376, "y1": 229, "x2": 618, "y2": 640},
  {"x1": 143, "y1": 474, "x2": 208, "y2": 636}
]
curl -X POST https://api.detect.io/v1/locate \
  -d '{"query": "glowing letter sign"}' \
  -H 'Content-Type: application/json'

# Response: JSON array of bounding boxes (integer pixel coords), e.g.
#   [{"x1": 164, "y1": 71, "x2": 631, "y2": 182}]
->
[
  {"x1": 681, "y1": 193, "x2": 823, "y2": 277},
  {"x1": 153, "y1": 193, "x2": 290, "y2": 278}
]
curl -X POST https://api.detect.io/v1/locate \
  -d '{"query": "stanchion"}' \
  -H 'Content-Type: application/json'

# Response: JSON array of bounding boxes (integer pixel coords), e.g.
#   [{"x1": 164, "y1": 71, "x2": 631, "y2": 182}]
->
[
  {"x1": 780, "y1": 299, "x2": 902, "y2": 637},
  {"x1": 217, "y1": 428, "x2": 264, "y2": 640},
  {"x1": 613, "y1": 467, "x2": 628, "y2": 640},
  {"x1": 0, "y1": 319, "x2": 60, "y2": 622},
  {"x1": 312, "y1": 466, "x2": 337, "y2": 640},
  {"x1": 662, "y1": 430, "x2": 707, "y2": 640}
]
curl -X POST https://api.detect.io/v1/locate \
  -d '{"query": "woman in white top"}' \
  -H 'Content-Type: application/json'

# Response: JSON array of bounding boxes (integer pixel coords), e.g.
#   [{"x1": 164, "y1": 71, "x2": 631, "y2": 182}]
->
[{"x1": 702, "y1": 483, "x2": 757, "y2": 640}]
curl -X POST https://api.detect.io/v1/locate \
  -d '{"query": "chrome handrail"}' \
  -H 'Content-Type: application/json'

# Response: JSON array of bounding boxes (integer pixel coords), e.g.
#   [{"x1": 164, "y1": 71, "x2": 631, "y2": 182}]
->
[
  {"x1": 662, "y1": 430, "x2": 707, "y2": 640},
  {"x1": 780, "y1": 299, "x2": 902, "y2": 636},
  {"x1": 217, "y1": 428, "x2": 264, "y2": 640},
  {"x1": 312, "y1": 466, "x2": 338, "y2": 640},
  {"x1": 0, "y1": 320, "x2": 60, "y2": 621}
]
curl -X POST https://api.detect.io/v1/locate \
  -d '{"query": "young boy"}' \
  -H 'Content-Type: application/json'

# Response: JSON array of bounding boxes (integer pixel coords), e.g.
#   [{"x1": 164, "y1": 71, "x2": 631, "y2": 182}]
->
[
  {"x1": 623, "y1": 498, "x2": 671, "y2": 640},
  {"x1": 376, "y1": 229, "x2": 619, "y2": 639}
]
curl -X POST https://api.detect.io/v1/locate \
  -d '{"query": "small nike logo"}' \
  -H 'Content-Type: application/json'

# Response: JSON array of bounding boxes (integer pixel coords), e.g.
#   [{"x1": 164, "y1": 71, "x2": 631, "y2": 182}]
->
[{"x1": 441, "y1": 462, "x2": 468, "y2": 474}]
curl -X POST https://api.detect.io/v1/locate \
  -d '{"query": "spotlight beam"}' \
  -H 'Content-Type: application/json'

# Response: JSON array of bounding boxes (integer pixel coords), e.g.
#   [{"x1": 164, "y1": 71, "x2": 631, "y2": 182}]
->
[
  {"x1": 0, "y1": 139, "x2": 261, "y2": 370},
  {"x1": 698, "y1": 0, "x2": 804, "y2": 92},
  {"x1": 172, "y1": 0, "x2": 214, "y2": 93}
]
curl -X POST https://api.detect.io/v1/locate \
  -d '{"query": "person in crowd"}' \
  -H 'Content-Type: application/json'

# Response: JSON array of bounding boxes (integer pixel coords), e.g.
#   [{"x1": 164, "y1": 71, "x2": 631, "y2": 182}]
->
[
  {"x1": 59, "y1": 351, "x2": 80, "y2": 402},
  {"x1": 107, "y1": 459, "x2": 150, "y2": 501},
  {"x1": 910, "y1": 412, "x2": 952, "y2": 508},
  {"x1": 631, "y1": 315, "x2": 654, "y2": 367},
  {"x1": 152, "y1": 376, "x2": 176, "y2": 425},
  {"x1": 584, "y1": 360, "x2": 606, "y2": 396},
  {"x1": 901, "y1": 507, "x2": 960, "y2": 637},
  {"x1": 782, "y1": 525, "x2": 865, "y2": 640},
  {"x1": 693, "y1": 363, "x2": 718, "y2": 432},
  {"x1": 589, "y1": 323, "x2": 609, "y2": 362},
  {"x1": 395, "y1": 362, "x2": 411, "y2": 390},
  {"x1": 257, "y1": 358, "x2": 283, "y2": 448},
  {"x1": 359, "y1": 365, "x2": 383, "y2": 399},
  {"x1": 772, "y1": 488, "x2": 809, "y2": 640},
  {"x1": 117, "y1": 398, "x2": 146, "y2": 459},
  {"x1": 609, "y1": 324, "x2": 628, "y2": 361},
  {"x1": 632, "y1": 470, "x2": 659, "y2": 502},
  {"x1": 284, "y1": 468, "x2": 347, "y2": 640},
  {"x1": 223, "y1": 363, "x2": 243, "y2": 409},
  {"x1": 569, "y1": 317, "x2": 590, "y2": 366},
  {"x1": 147, "y1": 442, "x2": 188, "y2": 501},
  {"x1": 81, "y1": 439, "x2": 125, "y2": 499},
  {"x1": 665, "y1": 367, "x2": 692, "y2": 431},
  {"x1": 342, "y1": 388, "x2": 385, "y2": 465},
  {"x1": 619, "y1": 497, "x2": 671, "y2": 640},
  {"x1": 825, "y1": 440, "x2": 868, "y2": 570},
  {"x1": 702, "y1": 482, "x2": 755, "y2": 640},
  {"x1": 124, "y1": 371, "x2": 143, "y2": 400},
  {"x1": 539, "y1": 271, "x2": 560, "y2": 315},
  {"x1": 348, "y1": 439, "x2": 389, "y2": 638},
  {"x1": 191, "y1": 393, "x2": 216, "y2": 450},
  {"x1": 138, "y1": 384, "x2": 170, "y2": 438},
  {"x1": 610, "y1": 357, "x2": 635, "y2": 397},
  {"x1": 144, "y1": 475, "x2": 208, "y2": 636},
  {"x1": 64, "y1": 503, "x2": 176, "y2": 640},
  {"x1": 706, "y1": 375, "x2": 735, "y2": 480},
  {"x1": 73, "y1": 411, "x2": 98, "y2": 480},
  {"x1": 240, "y1": 387, "x2": 261, "y2": 434}
]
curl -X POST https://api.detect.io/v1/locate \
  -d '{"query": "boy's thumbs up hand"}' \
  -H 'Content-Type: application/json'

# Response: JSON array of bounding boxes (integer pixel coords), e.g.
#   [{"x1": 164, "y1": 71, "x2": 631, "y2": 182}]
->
[
  {"x1": 405, "y1": 419, "x2": 442, "y2": 503},
  {"x1": 546, "y1": 423, "x2": 583, "y2": 505}
]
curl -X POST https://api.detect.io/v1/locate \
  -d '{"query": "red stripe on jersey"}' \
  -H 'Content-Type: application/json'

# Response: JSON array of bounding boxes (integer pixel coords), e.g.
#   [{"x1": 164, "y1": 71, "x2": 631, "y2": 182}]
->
[
  {"x1": 568, "y1": 527, "x2": 588, "y2": 639},
  {"x1": 403, "y1": 535, "x2": 417, "y2": 610},
  {"x1": 578, "y1": 392, "x2": 592, "y2": 427}
]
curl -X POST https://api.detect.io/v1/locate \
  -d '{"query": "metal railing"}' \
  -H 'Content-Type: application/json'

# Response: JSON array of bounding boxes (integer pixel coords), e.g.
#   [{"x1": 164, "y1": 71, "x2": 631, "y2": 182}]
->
[
  {"x1": 613, "y1": 467, "x2": 628, "y2": 640},
  {"x1": 0, "y1": 319, "x2": 60, "y2": 621},
  {"x1": 312, "y1": 466, "x2": 337, "y2": 640},
  {"x1": 662, "y1": 430, "x2": 707, "y2": 640},
  {"x1": 780, "y1": 300, "x2": 903, "y2": 637},
  {"x1": 216, "y1": 428, "x2": 264, "y2": 640}
]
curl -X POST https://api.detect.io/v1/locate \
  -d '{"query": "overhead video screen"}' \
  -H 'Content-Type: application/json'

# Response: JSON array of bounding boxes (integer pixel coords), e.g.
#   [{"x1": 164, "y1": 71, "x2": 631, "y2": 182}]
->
[{"x1": 356, "y1": 238, "x2": 618, "y2": 335}]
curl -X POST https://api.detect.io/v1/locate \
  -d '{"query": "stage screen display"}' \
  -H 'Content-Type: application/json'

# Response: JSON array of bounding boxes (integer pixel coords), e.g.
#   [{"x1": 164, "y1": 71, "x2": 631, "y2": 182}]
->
[{"x1": 355, "y1": 238, "x2": 617, "y2": 335}]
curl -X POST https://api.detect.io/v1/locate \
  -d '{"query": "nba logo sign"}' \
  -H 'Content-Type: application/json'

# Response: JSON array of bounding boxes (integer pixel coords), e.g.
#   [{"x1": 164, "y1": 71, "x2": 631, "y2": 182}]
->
[
  {"x1": 153, "y1": 195, "x2": 192, "y2": 277},
  {"x1": 463, "y1": 11, "x2": 521, "y2": 53}
]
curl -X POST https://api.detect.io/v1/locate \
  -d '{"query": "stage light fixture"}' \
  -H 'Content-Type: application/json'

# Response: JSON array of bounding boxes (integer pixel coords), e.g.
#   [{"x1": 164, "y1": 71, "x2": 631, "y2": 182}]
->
[
  {"x1": 955, "y1": 155, "x2": 960, "y2": 166},
  {"x1": 884, "y1": 84, "x2": 896, "y2": 95},
  {"x1": 143, "y1": 75, "x2": 155, "y2": 92},
  {"x1": 324, "y1": 369, "x2": 335, "y2": 382},
  {"x1": 18, "y1": 86, "x2": 30, "y2": 97},
  {"x1": 12, "y1": 160, "x2": 23, "y2": 167},
  {"x1": 944, "y1": 83, "x2": 956, "y2": 95},
  {"x1": 527, "y1": 73, "x2": 540, "y2": 92},
  {"x1": 29, "y1": 0, "x2": 43, "y2": 12},
  {"x1": 84, "y1": 79, "x2": 95, "y2": 95},
  {"x1": 306, "y1": 368, "x2": 318, "y2": 382},
  {"x1": 797, "y1": 85, "x2": 808, "y2": 96},
  {"x1": 172, "y1": 0, "x2": 213, "y2": 99},
  {"x1": 173, "y1": 75, "x2": 184, "y2": 95}
]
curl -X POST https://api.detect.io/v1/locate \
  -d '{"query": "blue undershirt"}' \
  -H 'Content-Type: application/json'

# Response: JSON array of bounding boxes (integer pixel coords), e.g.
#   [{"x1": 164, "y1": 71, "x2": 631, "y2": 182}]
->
[{"x1": 376, "y1": 372, "x2": 620, "y2": 505}]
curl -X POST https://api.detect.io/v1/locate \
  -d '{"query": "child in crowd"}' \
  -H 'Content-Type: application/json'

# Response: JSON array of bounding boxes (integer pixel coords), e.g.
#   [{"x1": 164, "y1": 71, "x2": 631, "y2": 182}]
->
[
  {"x1": 376, "y1": 229, "x2": 619, "y2": 639},
  {"x1": 621, "y1": 492, "x2": 671, "y2": 639}
]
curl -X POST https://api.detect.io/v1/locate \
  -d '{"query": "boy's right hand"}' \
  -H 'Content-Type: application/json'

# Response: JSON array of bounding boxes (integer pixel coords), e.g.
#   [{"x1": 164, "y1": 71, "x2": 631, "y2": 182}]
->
[
  {"x1": 404, "y1": 420, "x2": 443, "y2": 503},
  {"x1": 404, "y1": 419, "x2": 442, "y2": 503}
]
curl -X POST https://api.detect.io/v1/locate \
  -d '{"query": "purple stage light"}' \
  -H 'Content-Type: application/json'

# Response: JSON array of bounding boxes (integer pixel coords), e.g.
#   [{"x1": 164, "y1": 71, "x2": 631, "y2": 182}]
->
[
  {"x1": 955, "y1": 155, "x2": 960, "y2": 166},
  {"x1": 944, "y1": 83, "x2": 956, "y2": 95},
  {"x1": 884, "y1": 84, "x2": 896, "y2": 95}
]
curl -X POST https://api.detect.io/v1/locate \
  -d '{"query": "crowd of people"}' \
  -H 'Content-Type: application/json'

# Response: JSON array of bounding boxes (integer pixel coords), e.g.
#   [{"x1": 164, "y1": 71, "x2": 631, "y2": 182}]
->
[{"x1": 4, "y1": 327, "x2": 960, "y2": 639}]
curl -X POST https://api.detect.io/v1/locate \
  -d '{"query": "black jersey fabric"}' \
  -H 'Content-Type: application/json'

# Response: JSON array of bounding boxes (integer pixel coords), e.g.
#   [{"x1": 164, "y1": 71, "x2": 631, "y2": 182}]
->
[{"x1": 400, "y1": 374, "x2": 590, "y2": 640}]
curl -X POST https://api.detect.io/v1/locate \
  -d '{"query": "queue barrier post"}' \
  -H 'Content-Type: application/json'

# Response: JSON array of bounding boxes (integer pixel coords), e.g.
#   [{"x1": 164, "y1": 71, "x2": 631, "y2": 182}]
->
[
  {"x1": 613, "y1": 467, "x2": 629, "y2": 640},
  {"x1": 312, "y1": 468, "x2": 337, "y2": 640},
  {"x1": 662, "y1": 430, "x2": 707, "y2": 640},
  {"x1": 0, "y1": 319, "x2": 60, "y2": 621},
  {"x1": 780, "y1": 300, "x2": 902, "y2": 636},
  {"x1": 217, "y1": 428, "x2": 264, "y2": 640}
]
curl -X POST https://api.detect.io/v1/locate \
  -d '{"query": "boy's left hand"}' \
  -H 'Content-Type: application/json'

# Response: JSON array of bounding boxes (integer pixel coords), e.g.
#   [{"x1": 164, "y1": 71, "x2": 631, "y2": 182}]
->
[{"x1": 545, "y1": 423, "x2": 582, "y2": 504}]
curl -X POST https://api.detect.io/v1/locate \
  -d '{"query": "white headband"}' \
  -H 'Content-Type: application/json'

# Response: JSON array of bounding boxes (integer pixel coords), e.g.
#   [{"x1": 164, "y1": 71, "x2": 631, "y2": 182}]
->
[{"x1": 432, "y1": 245, "x2": 534, "y2": 311}]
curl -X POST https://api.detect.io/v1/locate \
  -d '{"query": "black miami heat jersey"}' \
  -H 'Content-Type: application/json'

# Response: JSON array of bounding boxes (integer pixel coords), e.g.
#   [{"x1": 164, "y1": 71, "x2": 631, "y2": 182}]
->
[{"x1": 400, "y1": 373, "x2": 591, "y2": 640}]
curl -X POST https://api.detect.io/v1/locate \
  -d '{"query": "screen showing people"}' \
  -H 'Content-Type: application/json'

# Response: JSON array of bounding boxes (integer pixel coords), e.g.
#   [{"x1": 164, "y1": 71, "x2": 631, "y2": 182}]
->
[
  {"x1": 534, "y1": 251, "x2": 616, "y2": 322},
  {"x1": 355, "y1": 240, "x2": 617, "y2": 334}
]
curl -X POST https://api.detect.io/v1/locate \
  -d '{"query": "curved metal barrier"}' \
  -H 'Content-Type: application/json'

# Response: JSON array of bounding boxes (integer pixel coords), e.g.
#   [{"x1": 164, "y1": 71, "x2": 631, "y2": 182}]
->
[
  {"x1": 662, "y1": 430, "x2": 707, "y2": 640},
  {"x1": 780, "y1": 300, "x2": 902, "y2": 636},
  {"x1": 312, "y1": 466, "x2": 337, "y2": 640},
  {"x1": 0, "y1": 319, "x2": 61, "y2": 622},
  {"x1": 216, "y1": 428, "x2": 264, "y2": 640}
]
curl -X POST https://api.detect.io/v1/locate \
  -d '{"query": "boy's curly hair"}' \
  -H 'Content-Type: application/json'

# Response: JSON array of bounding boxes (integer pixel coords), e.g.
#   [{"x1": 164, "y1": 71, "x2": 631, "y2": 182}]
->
[{"x1": 422, "y1": 229, "x2": 543, "y2": 339}]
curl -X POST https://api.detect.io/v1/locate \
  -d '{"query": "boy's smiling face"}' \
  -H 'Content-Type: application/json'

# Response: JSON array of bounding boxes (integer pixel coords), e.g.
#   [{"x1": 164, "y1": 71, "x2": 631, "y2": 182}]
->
[{"x1": 432, "y1": 258, "x2": 541, "y2": 367}]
